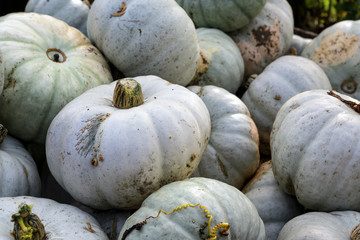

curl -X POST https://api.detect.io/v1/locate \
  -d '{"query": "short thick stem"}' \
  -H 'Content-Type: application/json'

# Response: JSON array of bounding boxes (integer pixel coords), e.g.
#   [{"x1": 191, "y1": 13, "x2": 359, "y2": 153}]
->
[
  {"x1": 113, "y1": 78, "x2": 144, "y2": 109},
  {"x1": 11, "y1": 203, "x2": 46, "y2": 240}
]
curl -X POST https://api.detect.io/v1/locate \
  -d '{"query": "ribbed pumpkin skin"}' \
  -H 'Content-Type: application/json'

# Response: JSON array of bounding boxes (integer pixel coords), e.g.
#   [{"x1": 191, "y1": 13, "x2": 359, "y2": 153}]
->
[
  {"x1": 46, "y1": 76, "x2": 211, "y2": 210},
  {"x1": 243, "y1": 161, "x2": 304, "y2": 240},
  {"x1": 278, "y1": 211, "x2": 360, "y2": 240},
  {"x1": 229, "y1": 0, "x2": 294, "y2": 78},
  {"x1": 188, "y1": 85, "x2": 260, "y2": 189},
  {"x1": 193, "y1": 28, "x2": 245, "y2": 93},
  {"x1": 0, "y1": 196, "x2": 109, "y2": 240},
  {"x1": 288, "y1": 34, "x2": 312, "y2": 55},
  {"x1": 118, "y1": 177, "x2": 266, "y2": 240},
  {"x1": 25, "y1": 0, "x2": 90, "y2": 35},
  {"x1": 301, "y1": 20, "x2": 360, "y2": 100},
  {"x1": 175, "y1": 0, "x2": 267, "y2": 32},
  {"x1": 0, "y1": 13, "x2": 113, "y2": 145},
  {"x1": 0, "y1": 134, "x2": 41, "y2": 197},
  {"x1": 87, "y1": 0, "x2": 200, "y2": 86},
  {"x1": 271, "y1": 89, "x2": 360, "y2": 211},
  {"x1": 241, "y1": 55, "x2": 332, "y2": 155}
]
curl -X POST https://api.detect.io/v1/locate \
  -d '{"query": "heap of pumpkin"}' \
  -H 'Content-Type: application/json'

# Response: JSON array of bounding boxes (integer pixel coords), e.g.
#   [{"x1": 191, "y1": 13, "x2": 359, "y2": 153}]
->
[{"x1": 0, "y1": 0, "x2": 359, "y2": 239}]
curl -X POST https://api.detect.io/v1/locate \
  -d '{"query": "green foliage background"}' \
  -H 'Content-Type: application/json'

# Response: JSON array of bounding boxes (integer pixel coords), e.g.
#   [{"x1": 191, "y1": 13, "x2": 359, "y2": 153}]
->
[{"x1": 288, "y1": 0, "x2": 360, "y2": 34}]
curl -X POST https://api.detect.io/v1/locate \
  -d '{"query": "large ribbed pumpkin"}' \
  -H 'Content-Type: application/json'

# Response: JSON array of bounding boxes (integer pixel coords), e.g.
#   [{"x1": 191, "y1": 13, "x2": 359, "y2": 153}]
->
[
  {"x1": 87, "y1": 0, "x2": 200, "y2": 86},
  {"x1": 271, "y1": 89, "x2": 360, "y2": 211},
  {"x1": 0, "y1": 12, "x2": 113, "y2": 145},
  {"x1": 46, "y1": 76, "x2": 211, "y2": 210},
  {"x1": 118, "y1": 177, "x2": 266, "y2": 240}
]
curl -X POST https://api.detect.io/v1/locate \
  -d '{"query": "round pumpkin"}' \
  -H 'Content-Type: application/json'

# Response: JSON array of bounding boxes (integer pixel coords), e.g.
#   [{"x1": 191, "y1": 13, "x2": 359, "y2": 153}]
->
[
  {"x1": 188, "y1": 85, "x2": 260, "y2": 189},
  {"x1": 87, "y1": 0, "x2": 200, "y2": 86},
  {"x1": 277, "y1": 211, "x2": 360, "y2": 240},
  {"x1": 0, "y1": 12, "x2": 113, "y2": 145},
  {"x1": 46, "y1": 76, "x2": 211, "y2": 210},
  {"x1": 0, "y1": 125, "x2": 41, "y2": 197},
  {"x1": 241, "y1": 55, "x2": 332, "y2": 155},
  {"x1": 25, "y1": 0, "x2": 91, "y2": 35},
  {"x1": 243, "y1": 161, "x2": 304, "y2": 240},
  {"x1": 271, "y1": 89, "x2": 360, "y2": 211},
  {"x1": 118, "y1": 177, "x2": 266, "y2": 240},
  {"x1": 190, "y1": 28, "x2": 245, "y2": 93},
  {"x1": 174, "y1": 0, "x2": 267, "y2": 32},
  {"x1": 301, "y1": 20, "x2": 360, "y2": 100},
  {"x1": 229, "y1": 0, "x2": 294, "y2": 78},
  {"x1": 0, "y1": 196, "x2": 109, "y2": 239}
]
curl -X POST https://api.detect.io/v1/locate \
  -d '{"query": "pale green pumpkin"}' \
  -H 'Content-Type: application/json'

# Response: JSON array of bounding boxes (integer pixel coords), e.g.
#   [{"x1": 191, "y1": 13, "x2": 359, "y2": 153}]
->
[
  {"x1": 188, "y1": 85, "x2": 260, "y2": 189},
  {"x1": 241, "y1": 55, "x2": 332, "y2": 155},
  {"x1": 25, "y1": 0, "x2": 91, "y2": 35},
  {"x1": 118, "y1": 177, "x2": 266, "y2": 240},
  {"x1": 87, "y1": 0, "x2": 200, "y2": 86},
  {"x1": 243, "y1": 161, "x2": 304, "y2": 240},
  {"x1": 278, "y1": 211, "x2": 360, "y2": 240},
  {"x1": 229, "y1": 0, "x2": 294, "y2": 78},
  {"x1": 0, "y1": 125, "x2": 41, "y2": 197},
  {"x1": 0, "y1": 12, "x2": 113, "y2": 145},
  {"x1": 46, "y1": 76, "x2": 211, "y2": 210},
  {"x1": 175, "y1": 0, "x2": 267, "y2": 32},
  {"x1": 271, "y1": 89, "x2": 360, "y2": 211},
  {"x1": 191, "y1": 28, "x2": 245, "y2": 93},
  {"x1": 0, "y1": 196, "x2": 109, "y2": 239},
  {"x1": 302, "y1": 20, "x2": 360, "y2": 100}
]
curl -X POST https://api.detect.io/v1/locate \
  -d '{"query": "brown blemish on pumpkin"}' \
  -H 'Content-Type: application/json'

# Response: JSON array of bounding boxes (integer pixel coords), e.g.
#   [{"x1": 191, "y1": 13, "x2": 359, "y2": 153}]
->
[
  {"x1": 98, "y1": 153, "x2": 104, "y2": 162},
  {"x1": 274, "y1": 94, "x2": 281, "y2": 100},
  {"x1": 84, "y1": 222, "x2": 96, "y2": 233},
  {"x1": 310, "y1": 30, "x2": 359, "y2": 67},
  {"x1": 235, "y1": 20, "x2": 281, "y2": 76},
  {"x1": 351, "y1": 223, "x2": 360, "y2": 240},
  {"x1": 341, "y1": 77, "x2": 358, "y2": 94},
  {"x1": 190, "y1": 153, "x2": 196, "y2": 161},
  {"x1": 91, "y1": 158, "x2": 98, "y2": 166},
  {"x1": 111, "y1": 2, "x2": 127, "y2": 17}
]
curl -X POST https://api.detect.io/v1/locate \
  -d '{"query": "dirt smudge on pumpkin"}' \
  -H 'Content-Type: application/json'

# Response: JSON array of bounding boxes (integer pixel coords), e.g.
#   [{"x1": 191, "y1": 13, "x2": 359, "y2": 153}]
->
[{"x1": 309, "y1": 30, "x2": 359, "y2": 67}]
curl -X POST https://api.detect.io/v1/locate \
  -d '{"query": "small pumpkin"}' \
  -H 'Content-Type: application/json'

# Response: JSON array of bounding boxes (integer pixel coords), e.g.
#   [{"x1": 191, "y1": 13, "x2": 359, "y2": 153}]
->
[
  {"x1": 271, "y1": 89, "x2": 360, "y2": 211},
  {"x1": 25, "y1": 0, "x2": 91, "y2": 35},
  {"x1": 229, "y1": 0, "x2": 294, "y2": 78},
  {"x1": 118, "y1": 177, "x2": 266, "y2": 240},
  {"x1": 0, "y1": 12, "x2": 113, "y2": 145},
  {"x1": 174, "y1": 0, "x2": 267, "y2": 32},
  {"x1": 0, "y1": 124, "x2": 41, "y2": 197},
  {"x1": 87, "y1": 0, "x2": 200, "y2": 86},
  {"x1": 0, "y1": 196, "x2": 109, "y2": 239},
  {"x1": 277, "y1": 211, "x2": 360, "y2": 240},
  {"x1": 190, "y1": 28, "x2": 245, "y2": 94},
  {"x1": 287, "y1": 34, "x2": 312, "y2": 56},
  {"x1": 188, "y1": 85, "x2": 260, "y2": 189},
  {"x1": 46, "y1": 76, "x2": 211, "y2": 210},
  {"x1": 243, "y1": 161, "x2": 304, "y2": 240},
  {"x1": 301, "y1": 20, "x2": 360, "y2": 100},
  {"x1": 241, "y1": 55, "x2": 332, "y2": 155}
]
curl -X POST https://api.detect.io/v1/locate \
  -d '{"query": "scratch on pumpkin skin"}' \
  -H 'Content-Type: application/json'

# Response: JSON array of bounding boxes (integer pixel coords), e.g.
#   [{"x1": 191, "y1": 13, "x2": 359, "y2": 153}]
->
[{"x1": 111, "y1": 2, "x2": 127, "y2": 17}]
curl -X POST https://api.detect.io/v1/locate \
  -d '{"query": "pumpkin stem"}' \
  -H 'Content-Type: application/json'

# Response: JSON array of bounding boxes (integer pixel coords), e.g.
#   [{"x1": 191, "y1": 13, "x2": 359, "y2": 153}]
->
[
  {"x1": 327, "y1": 90, "x2": 360, "y2": 113},
  {"x1": 113, "y1": 78, "x2": 144, "y2": 109},
  {"x1": 0, "y1": 124, "x2": 8, "y2": 145},
  {"x1": 11, "y1": 203, "x2": 46, "y2": 240},
  {"x1": 351, "y1": 223, "x2": 360, "y2": 240}
]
